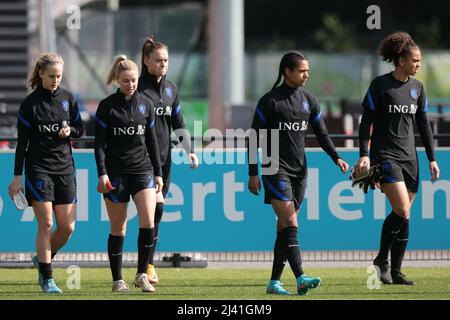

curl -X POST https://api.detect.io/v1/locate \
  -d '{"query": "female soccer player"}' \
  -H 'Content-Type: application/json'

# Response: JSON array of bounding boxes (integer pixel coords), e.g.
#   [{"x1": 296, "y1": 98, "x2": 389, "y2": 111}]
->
[
  {"x1": 355, "y1": 31, "x2": 440, "y2": 285},
  {"x1": 248, "y1": 51, "x2": 349, "y2": 295},
  {"x1": 95, "y1": 56, "x2": 163, "y2": 293},
  {"x1": 138, "y1": 37, "x2": 198, "y2": 284},
  {"x1": 8, "y1": 53, "x2": 84, "y2": 293}
]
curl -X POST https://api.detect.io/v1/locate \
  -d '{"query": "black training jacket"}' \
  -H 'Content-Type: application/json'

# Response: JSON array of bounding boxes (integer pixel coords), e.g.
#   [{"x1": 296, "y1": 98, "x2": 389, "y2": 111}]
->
[
  {"x1": 14, "y1": 85, "x2": 83, "y2": 175},
  {"x1": 138, "y1": 73, "x2": 192, "y2": 165},
  {"x1": 359, "y1": 72, "x2": 435, "y2": 162},
  {"x1": 248, "y1": 83, "x2": 340, "y2": 177},
  {"x1": 94, "y1": 90, "x2": 162, "y2": 177}
]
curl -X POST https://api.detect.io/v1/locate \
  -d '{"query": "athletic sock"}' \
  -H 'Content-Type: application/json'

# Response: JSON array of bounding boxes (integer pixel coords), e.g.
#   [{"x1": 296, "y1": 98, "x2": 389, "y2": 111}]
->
[
  {"x1": 39, "y1": 262, "x2": 52, "y2": 281},
  {"x1": 391, "y1": 218, "x2": 409, "y2": 275},
  {"x1": 108, "y1": 234, "x2": 124, "y2": 281},
  {"x1": 376, "y1": 211, "x2": 407, "y2": 262},
  {"x1": 270, "y1": 231, "x2": 287, "y2": 281},
  {"x1": 137, "y1": 228, "x2": 155, "y2": 274},
  {"x1": 282, "y1": 226, "x2": 304, "y2": 278},
  {"x1": 149, "y1": 203, "x2": 164, "y2": 265}
]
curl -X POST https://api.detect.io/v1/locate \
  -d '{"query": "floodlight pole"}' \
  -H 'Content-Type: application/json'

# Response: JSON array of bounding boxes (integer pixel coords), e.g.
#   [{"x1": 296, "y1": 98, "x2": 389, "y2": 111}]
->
[
  {"x1": 208, "y1": 0, "x2": 245, "y2": 133},
  {"x1": 39, "y1": 0, "x2": 57, "y2": 53}
]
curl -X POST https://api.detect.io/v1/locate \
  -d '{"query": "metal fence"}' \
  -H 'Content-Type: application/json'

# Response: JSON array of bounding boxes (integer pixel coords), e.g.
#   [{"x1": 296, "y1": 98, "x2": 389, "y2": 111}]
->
[{"x1": 1, "y1": 250, "x2": 449, "y2": 268}]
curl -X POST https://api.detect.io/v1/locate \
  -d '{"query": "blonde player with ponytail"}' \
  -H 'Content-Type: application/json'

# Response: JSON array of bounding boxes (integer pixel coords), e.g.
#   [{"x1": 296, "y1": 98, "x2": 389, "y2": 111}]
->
[
  {"x1": 8, "y1": 53, "x2": 84, "y2": 293},
  {"x1": 94, "y1": 56, "x2": 163, "y2": 293}
]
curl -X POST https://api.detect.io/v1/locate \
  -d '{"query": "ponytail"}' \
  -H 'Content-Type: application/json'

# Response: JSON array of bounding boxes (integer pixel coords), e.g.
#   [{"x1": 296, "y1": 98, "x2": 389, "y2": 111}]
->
[
  {"x1": 106, "y1": 55, "x2": 139, "y2": 85},
  {"x1": 272, "y1": 51, "x2": 307, "y2": 90},
  {"x1": 272, "y1": 73, "x2": 283, "y2": 91},
  {"x1": 378, "y1": 31, "x2": 419, "y2": 66},
  {"x1": 28, "y1": 53, "x2": 64, "y2": 89},
  {"x1": 140, "y1": 35, "x2": 168, "y2": 77}
]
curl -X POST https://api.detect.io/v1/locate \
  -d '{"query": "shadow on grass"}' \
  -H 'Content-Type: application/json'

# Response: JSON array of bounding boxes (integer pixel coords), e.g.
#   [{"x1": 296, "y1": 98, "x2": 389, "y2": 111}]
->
[
  {"x1": 158, "y1": 283, "x2": 264, "y2": 288},
  {"x1": 314, "y1": 290, "x2": 450, "y2": 297}
]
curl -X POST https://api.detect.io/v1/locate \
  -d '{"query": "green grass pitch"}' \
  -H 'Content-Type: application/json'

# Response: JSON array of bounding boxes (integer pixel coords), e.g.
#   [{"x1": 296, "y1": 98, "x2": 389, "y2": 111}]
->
[{"x1": 1, "y1": 267, "x2": 450, "y2": 300}]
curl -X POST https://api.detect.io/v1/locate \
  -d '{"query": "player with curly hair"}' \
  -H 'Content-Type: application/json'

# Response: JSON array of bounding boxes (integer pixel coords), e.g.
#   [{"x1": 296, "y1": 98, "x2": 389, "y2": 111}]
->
[{"x1": 355, "y1": 32, "x2": 440, "y2": 285}]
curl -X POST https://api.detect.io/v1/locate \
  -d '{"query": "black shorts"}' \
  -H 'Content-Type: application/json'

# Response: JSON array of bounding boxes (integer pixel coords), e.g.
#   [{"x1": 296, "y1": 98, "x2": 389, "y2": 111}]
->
[
  {"x1": 25, "y1": 172, "x2": 77, "y2": 205},
  {"x1": 104, "y1": 173, "x2": 155, "y2": 203},
  {"x1": 161, "y1": 164, "x2": 171, "y2": 199},
  {"x1": 262, "y1": 174, "x2": 306, "y2": 209},
  {"x1": 376, "y1": 159, "x2": 419, "y2": 193}
]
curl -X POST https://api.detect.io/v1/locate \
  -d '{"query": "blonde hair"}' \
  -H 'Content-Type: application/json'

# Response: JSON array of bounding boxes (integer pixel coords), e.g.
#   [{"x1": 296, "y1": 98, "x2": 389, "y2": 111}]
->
[
  {"x1": 106, "y1": 55, "x2": 139, "y2": 85},
  {"x1": 28, "y1": 53, "x2": 64, "y2": 89}
]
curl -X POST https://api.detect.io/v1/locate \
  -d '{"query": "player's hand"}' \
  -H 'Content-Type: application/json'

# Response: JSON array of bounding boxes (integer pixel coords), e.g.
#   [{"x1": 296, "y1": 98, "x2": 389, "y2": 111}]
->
[
  {"x1": 336, "y1": 158, "x2": 349, "y2": 173},
  {"x1": 355, "y1": 156, "x2": 370, "y2": 175},
  {"x1": 97, "y1": 175, "x2": 114, "y2": 193},
  {"x1": 58, "y1": 126, "x2": 71, "y2": 138},
  {"x1": 430, "y1": 161, "x2": 440, "y2": 182},
  {"x1": 248, "y1": 175, "x2": 261, "y2": 195},
  {"x1": 8, "y1": 175, "x2": 23, "y2": 199},
  {"x1": 155, "y1": 176, "x2": 164, "y2": 193},
  {"x1": 189, "y1": 153, "x2": 199, "y2": 169}
]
